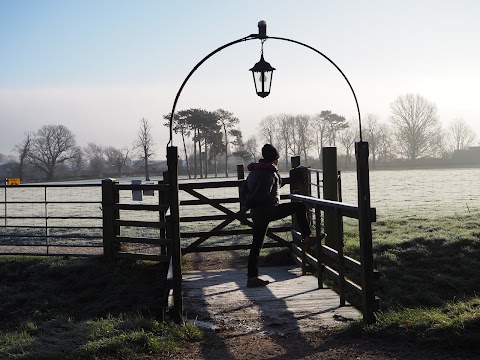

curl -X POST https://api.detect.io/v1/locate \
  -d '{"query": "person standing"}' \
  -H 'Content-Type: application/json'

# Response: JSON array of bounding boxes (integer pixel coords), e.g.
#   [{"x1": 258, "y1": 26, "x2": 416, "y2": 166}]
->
[{"x1": 243, "y1": 144, "x2": 322, "y2": 288}]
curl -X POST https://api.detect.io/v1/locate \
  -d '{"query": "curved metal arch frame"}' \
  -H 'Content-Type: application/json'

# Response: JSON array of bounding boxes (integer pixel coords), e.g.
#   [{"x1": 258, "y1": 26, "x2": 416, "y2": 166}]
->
[{"x1": 168, "y1": 34, "x2": 362, "y2": 145}]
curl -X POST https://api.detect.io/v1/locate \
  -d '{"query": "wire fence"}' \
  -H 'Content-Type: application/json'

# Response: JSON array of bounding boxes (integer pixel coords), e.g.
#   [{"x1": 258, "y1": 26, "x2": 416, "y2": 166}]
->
[
  {"x1": 0, "y1": 184, "x2": 103, "y2": 256},
  {"x1": 337, "y1": 167, "x2": 480, "y2": 219},
  {"x1": 2, "y1": 167, "x2": 479, "y2": 255}
]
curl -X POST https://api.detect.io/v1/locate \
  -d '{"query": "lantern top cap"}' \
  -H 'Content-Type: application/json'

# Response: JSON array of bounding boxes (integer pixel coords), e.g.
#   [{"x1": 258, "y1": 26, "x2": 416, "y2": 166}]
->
[
  {"x1": 258, "y1": 20, "x2": 267, "y2": 39},
  {"x1": 249, "y1": 54, "x2": 276, "y2": 72}
]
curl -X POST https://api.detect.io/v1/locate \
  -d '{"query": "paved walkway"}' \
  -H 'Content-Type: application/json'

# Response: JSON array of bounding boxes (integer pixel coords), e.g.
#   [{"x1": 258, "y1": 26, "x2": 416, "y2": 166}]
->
[{"x1": 183, "y1": 265, "x2": 362, "y2": 335}]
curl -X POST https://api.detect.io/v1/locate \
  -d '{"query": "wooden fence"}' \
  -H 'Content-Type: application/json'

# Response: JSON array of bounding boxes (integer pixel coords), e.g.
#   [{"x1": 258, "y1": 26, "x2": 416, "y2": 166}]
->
[
  {"x1": 1, "y1": 144, "x2": 377, "y2": 323},
  {"x1": 101, "y1": 146, "x2": 183, "y2": 321},
  {"x1": 287, "y1": 143, "x2": 378, "y2": 324}
]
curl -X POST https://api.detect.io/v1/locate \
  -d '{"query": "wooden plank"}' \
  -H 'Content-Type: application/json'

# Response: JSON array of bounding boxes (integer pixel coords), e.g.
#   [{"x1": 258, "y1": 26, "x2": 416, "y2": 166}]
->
[
  {"x1": 115, "y1": 236, "x2": 171, "y2": 245},
  {"x1": 288, "y1": 194, "x2": 376, "y2": 220},
  {"x1": 180, "y1": 181, "x2": 242, "y2": 189},
  {"x1": 114, "y1": 204, "x2": 170, "y2": 211},
  {"x1": 290, "y1": 242, "x2": 318, "y2": 269},
  {"x1": 180, "y1": 198, "x2": 238, "y2": 206},
  {"x1": 181, "y1": 226, "x2": 291, "y2": 238},
  {"x1": 180, "y1": 214, "x2": 247, "y2": 222},
  {"x1": 183, "y1": 265, "x2": 361, "y2": 332},
  {"x1": 321, "y1": 245, "x2": 363, "y2": 274},
  {"x1": 115, "y1": 220, "x2": 167, "y2": 228},
  {"x1": 182, "y1": 242, "x2": 282, "y2": 254},
  {"x1": 115, "y1": 252, "x2": 170, "y2": 262},
  {"x1": 114, "y1": 184, "x2": 170, "y2": 191},
  {"x1": 323, "y1": 265, "x2": 362, "y2": 294}
]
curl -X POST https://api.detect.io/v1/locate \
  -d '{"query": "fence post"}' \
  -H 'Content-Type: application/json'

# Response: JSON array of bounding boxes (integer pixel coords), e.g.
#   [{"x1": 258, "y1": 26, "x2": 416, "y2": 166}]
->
[
  {"x1": 167, "y1": 146, "x2": 183, "y2": 323},
  {"x1": 322, "y1": 147, "x2": 338, "y2": 248},
  {"x1": 236, "y1": 164, "x2": 244, "y2": 180},
  {"x1": 291, "y1": 155, "x2": 301, "y2": 169},
  {"x1": 289, "y1": 157, "x2": 310, "y2": 239},
  {"x1": 159, "y1": 175, "x2": 167, "y2": 256},
  {"x1": 355, "y1": 141, "x2": 376, "y2": 324},
  {"x1": 237, "y1": 164, "x2": 245, "y2": 210},
  {"x1": 236, "y1": 164, "x2": 249, "y2": 226},
  {"x1": 289, "y1": 157, "x2": 310, "y2": 275},
  {"x1": 315, "y1": 204, "x2": 324, "y2": 288},
  {"x1": 102, "y1": 178, "x2": 118, "y2": 261}
]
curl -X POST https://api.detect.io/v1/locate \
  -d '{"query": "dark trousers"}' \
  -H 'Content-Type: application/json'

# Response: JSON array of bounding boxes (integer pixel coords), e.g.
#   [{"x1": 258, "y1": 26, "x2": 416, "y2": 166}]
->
[{"x1": 247, "y1": 202, "x2": 311, "y2": 278}]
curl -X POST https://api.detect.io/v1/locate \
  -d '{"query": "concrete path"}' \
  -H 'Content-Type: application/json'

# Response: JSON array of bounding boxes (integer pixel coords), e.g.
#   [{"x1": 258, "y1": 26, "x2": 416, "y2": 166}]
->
[{"x1": 183, "y1": 265, "x2": 362, "y2": 335}]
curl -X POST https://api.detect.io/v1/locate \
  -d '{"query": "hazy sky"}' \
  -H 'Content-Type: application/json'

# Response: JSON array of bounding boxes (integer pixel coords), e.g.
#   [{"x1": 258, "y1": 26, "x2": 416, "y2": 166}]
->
[{"x1": 1, "y1": 0, "x2": 479, "y2": 159}]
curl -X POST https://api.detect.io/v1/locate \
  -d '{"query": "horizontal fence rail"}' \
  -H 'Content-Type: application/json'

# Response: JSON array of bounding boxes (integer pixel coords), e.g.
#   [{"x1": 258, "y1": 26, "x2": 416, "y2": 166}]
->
[
  {"x1": 288, "y1": 193, "x2": 378, "y2": 303},
  {"x1": 0, "y1": 183, "x2": 103, "y2": 256},
  {"x1": 102, "y1": 181, "x2": 173, "y2": 263}
]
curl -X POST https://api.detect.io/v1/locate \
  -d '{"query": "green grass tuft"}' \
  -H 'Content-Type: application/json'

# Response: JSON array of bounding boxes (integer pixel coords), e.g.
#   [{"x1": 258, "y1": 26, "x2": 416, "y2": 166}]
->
[
  {"x1": 339, "y1": 212, "x2": 480, "y2": 350},
  {"x1": 0, "y1": 256, "x2": 202, "y2": 359}
]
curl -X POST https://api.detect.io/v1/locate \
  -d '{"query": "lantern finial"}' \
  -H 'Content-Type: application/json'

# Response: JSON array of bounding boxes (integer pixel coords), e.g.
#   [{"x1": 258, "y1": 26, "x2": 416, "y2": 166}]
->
[{"x1": 258, "y1": 20, "x2": 267, "y2": 39}]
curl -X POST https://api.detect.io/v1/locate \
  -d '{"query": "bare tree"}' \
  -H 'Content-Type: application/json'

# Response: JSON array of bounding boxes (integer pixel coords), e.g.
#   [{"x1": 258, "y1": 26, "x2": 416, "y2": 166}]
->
[
  {"x1": 390, "y1": 93, "x2": 441, "y2": 160},
  {"x1": 376, "y1": 123, "x2": 394, "y2": 164},
  {"x1": 448, "y1": 118, "x2": 477, "y2": 152},
  {"x1": 105, "y1": 146, "x2": 130, "y2": 177},
  {"x1": 135, "y1": 118, "x2": 155, "y2": 181},
  {"x1": 245, "y1": 136, "x2": 259, "y2": 162},
  {"x1": 258, "y1": 115, "x2": 290, "y2": 168},
  {"x1": 27, "y1": 125, "x2": 77, "y2": 180},
  {"x1": 364, "y1": 114, "x2": 381, "y2": 168},
  {"x1": 338, "y1": 121, "x2": 357, "y2": 168},
  {"x1": 278, "y1": 114, "x2": 296, "y2": 170},
  {"x1": 13, "y1": 132, "x2": 33, "y2": 181},
  {"x1": 68, "y1": 146, "x2": 84, "y2": 176},
  {"x1": 258, "y1": 115, "x2": 279, "y2": 145},
  {"x1": 295, "y1": 114, "x2": 313, "y2": 165},
  {"x1": 84, "y1": 143, "x2": 105, "y2": 178}
]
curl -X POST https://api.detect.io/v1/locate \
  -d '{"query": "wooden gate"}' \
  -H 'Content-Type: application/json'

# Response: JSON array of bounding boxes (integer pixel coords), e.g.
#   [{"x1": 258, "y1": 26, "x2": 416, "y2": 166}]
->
[{"x1": 179, "y1": 173, "x2": 292, "y2": 254}]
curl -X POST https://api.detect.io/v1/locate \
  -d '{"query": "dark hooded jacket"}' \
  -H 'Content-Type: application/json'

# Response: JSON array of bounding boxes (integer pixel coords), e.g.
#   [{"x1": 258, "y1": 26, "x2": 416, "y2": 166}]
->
[{"x1": 242, "y1": 159, "x2": 281, "y2": 210}]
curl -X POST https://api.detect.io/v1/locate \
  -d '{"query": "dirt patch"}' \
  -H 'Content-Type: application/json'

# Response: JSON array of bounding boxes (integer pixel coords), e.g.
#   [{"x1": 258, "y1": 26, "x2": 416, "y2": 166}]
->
[{"x1": 169, "y1": 328, "x2": 477, "y2": 360}]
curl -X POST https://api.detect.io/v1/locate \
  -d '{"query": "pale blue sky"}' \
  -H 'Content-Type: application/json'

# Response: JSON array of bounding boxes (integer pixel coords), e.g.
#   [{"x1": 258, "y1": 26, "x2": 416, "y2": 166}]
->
[{"x1": 1, "y1": 0, "x2": 479, "y2": 158}]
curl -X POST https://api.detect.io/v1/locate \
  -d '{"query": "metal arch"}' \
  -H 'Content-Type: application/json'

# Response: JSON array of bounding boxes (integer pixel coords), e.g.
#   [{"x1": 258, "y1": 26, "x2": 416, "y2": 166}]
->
[
  {"x1": 268, "y1": 36, "x2": 363, "y2": 141},
  {"x1": 167, "y1": 33, "x2": 363, "y2": 145},
  {"x1": 168, "y1": 34, "x2": 259, "y2": 145}
]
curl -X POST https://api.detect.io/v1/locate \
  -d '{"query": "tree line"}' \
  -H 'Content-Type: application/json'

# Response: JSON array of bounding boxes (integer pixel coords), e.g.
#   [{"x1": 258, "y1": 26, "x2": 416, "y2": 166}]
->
[
  {"x1": 0, "y1": 118, "x2": 157, "y2": 182},
  {"x1": 256, "y1": 93, "x2": 477, "y2": 169},
  {"x1": 167, "y1": 93, "x2": 477, "y2": 176},
  {"x1": 1, "y1": 93, "x2": 477, "y2": 182}
]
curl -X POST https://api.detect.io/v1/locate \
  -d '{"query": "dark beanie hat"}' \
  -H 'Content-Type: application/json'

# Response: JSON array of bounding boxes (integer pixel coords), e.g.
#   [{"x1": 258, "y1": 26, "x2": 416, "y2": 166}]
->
[{"x1": 262, "y1": 144, "x2": 280, "y2": 162}]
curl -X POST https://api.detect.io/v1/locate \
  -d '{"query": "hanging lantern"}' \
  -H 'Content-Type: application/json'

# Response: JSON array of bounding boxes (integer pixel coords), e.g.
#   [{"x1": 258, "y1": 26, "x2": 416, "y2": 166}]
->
[{"x1": 249, "y1": 50, "x2": 276, "y2": 98}]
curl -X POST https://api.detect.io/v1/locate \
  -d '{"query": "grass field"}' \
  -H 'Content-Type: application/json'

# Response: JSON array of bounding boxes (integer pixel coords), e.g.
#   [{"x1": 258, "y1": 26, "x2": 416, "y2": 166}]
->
[
  {"x1": 340, "y1": 212, "x2": 480, "y2": 351},
  {"x1": 1, "y1": 170, "x2": 480, "y2": 357},
  {"x1": 1, "y1": 212, "x2": 479, "y2": 358}
]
